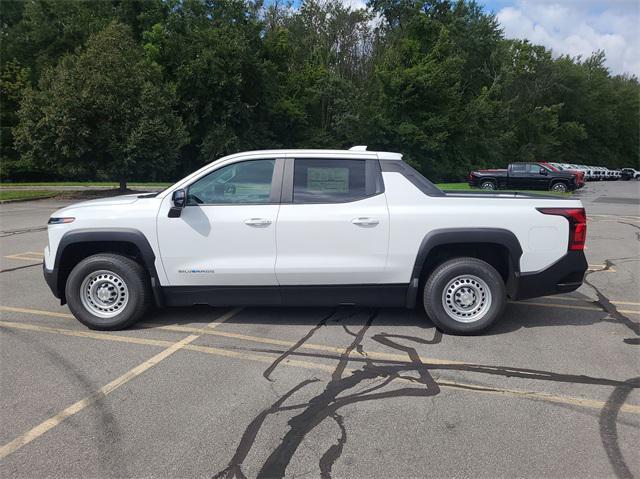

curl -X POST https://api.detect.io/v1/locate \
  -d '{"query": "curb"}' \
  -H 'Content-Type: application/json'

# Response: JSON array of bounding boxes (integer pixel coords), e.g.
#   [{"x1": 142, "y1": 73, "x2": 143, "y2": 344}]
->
[{"x1": 0, "y1": 194, "x2": 59, "y2": 204}]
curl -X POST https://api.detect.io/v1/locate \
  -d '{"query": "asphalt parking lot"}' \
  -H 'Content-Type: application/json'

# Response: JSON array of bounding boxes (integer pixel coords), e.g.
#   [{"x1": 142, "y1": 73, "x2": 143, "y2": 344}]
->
[{"x1": 1, "y1": 181, "x2": 639, "y2": 478}]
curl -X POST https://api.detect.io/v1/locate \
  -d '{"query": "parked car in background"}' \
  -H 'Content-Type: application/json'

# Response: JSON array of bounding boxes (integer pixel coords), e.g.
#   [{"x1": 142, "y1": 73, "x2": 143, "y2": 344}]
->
[
  {"x1": 468, "y1": 162, "x2": 579, "y2": 192},
  {"x1": 545, "y1": 163, "x2": 585, "y2": 187},
  {"x1": 602, "y1": 168, "x2": 619, "y2": 181},
  {"x1": 621, "y1": 168, "x2": 640, "y2": 180},
  {"x1": 592, "y1": 167, "x2": 605, "y2": 181},
  {"x1": 582, "y1": 166, "x2": 595, "y2": 181}
]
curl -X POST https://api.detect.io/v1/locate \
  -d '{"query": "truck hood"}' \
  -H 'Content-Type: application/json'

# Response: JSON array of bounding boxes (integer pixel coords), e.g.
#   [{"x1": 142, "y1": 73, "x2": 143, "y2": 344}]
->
[
  {"x1": 67, "y1": 194, "x2": 141, "y2": 208},
  {"x1": 52, "y1": 194, "x2": 141, "y2": 217}
]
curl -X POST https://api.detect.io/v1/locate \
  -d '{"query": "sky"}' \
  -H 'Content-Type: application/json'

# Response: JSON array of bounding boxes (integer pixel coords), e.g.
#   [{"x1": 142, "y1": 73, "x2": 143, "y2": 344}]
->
[{"x1": 476, "y1": 0, "x2": 639, "y2": 76}]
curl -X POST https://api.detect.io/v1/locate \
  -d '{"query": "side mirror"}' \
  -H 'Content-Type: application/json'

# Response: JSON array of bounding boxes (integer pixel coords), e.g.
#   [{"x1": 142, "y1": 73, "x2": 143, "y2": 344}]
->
[
  {"x1": 540, "y1": 169, "x2": 548, "y2": 175},
  {"x1": 168, "y1": 189, "x2": 186, "y2": 218}
]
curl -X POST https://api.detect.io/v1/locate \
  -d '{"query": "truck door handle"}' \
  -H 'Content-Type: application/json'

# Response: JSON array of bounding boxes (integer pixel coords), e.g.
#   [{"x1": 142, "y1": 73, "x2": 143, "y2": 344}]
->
[
  {"x1": 351, "y1": 217, "x2": 379, "y2": 227},
  {"x1": 244, "y1": 218, "x2": 272, "y2": 227}
]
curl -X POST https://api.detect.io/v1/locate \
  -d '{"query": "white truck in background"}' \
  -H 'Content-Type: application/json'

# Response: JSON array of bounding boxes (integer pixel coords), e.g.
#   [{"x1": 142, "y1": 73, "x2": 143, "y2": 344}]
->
[{"x1": 44, "y1": 147, "x2": 588, "y2": 334}]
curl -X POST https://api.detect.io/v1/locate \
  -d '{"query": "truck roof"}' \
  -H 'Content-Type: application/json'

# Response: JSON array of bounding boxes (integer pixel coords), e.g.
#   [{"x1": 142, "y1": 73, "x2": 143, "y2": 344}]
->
[{"x1": 218, "y1": 146, "x2": 403, "y2": 162}]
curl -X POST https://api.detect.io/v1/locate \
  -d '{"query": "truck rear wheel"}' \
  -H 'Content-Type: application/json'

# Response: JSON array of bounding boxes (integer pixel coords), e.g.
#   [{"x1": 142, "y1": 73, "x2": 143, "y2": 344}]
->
[
  {"x1": 65, "y1": 253, "x2": 151, "y2": 330},
  {"x1": 423, "y1": 257, "x2": 506, "y2": 335},
  {"x1": 480, "y1": 180, "x2": 496, "y2": 190}
]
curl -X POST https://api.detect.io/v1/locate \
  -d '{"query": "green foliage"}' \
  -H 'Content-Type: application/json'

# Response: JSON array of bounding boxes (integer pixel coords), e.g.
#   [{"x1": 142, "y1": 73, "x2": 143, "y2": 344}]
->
[
  {"x1": 1, "y1": 0, "x2": 638, "y2": 183},
  {"x1": 12, "y1": 21, "x2": 186, "y2": 187}
]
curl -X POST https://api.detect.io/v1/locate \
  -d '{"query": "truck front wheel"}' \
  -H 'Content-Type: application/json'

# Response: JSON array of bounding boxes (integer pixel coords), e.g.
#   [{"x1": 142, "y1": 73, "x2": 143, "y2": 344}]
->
[
  {"x1": 65, "y1": 253, "x2": 151, "y2": 330},
  {"x1": 550, "y1": 181, "x2": 568, "y2": 192},
  {"x1": 423, "y1": 257, "x2": 506, "y2": 335}
]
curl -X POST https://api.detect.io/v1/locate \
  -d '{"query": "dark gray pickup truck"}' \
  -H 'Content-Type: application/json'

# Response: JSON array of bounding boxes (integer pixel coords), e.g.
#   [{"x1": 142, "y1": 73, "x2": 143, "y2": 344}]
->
[{"x1": 468, "y1": 162, "x2": 580, "y2": 192}]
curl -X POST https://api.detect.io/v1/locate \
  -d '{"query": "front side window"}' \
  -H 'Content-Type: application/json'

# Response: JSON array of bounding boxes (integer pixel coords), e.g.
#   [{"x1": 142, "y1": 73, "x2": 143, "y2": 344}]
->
[
  {"x1": 187, "y1": 159, "x2": 275, "y2": 205},
  {"x1": 528, "y1": 164, "x2": 542, "y2": 174},
  {"x1": 293, "y1": 159, "x2": 368, "y2": 203}
]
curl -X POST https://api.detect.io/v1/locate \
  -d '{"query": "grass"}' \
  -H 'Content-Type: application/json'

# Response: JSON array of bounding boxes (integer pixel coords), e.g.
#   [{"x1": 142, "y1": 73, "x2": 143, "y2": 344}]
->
[
  {"x1": 0, "y1": 190, "x2": 60, "y2": 201},
  {"x1": 435, "y1": 182, "x2": 469, "y2": 190},
  {"x1": 1, "y1": 181, "x2": 171, "y2": 187},
  {"x1": 436, "y1": 182, "x2": 573, "y2": 196}
]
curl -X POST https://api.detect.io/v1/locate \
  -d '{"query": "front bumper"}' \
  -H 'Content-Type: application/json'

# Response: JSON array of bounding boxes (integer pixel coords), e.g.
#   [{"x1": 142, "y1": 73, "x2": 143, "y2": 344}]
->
[
  {"x1": 43, "y1": 263, "x2": 60, "y2": 299},
  {"x1": 512, "y1": 250, "x2": 588, "y2": 301}
]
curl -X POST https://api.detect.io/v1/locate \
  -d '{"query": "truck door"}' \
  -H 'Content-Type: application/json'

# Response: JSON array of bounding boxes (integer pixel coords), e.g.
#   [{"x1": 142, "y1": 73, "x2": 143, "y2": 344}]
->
[
  {"x1": 157, "y1": 158, "x2": 282, "y2": 287},
  {"x1": 508, "y1": 163, "x2": 528, "y2": 189},
  {"x1": 527, "y1": 163, "x2": 551, "y2": 189},
  {"x1": 275, "y1": 157, "x2": 390, "y2": 286}
]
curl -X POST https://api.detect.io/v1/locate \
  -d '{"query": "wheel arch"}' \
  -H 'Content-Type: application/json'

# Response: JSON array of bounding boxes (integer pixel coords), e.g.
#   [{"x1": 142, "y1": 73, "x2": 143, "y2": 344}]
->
[
  {"x1": 479, "y1": 177, "x2": 497, "y2": 186},
  {"x1": 52, "y1": 228, "x2": 163, "y2": 306},
  {"x1": 405, "y1": 228, "x2": 523, "y2": 308}
]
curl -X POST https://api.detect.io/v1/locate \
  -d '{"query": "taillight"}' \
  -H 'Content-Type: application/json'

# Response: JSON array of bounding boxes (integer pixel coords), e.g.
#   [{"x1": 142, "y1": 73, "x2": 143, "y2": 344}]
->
[{"x1": 537, "y1": 207, "x2": 586, "y2": 251}]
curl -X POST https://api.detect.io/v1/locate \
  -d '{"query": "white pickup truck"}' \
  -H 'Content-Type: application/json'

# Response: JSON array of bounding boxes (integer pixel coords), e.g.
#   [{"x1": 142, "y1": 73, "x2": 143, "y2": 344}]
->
[{"x1": 44, "y1": 147, "x2": 588, "y2": 334}]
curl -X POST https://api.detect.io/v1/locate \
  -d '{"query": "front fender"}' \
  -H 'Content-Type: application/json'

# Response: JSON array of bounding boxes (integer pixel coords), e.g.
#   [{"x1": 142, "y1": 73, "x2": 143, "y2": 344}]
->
[{"x1": 46, "y1": 228, "x2": 163, "y2": 306}]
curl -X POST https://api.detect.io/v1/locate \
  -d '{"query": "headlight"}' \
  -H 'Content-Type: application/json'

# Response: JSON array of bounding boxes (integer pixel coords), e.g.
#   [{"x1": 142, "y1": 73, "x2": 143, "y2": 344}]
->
[{"x1": 48, "y1": 217, "x2": 75, "y2": 225}]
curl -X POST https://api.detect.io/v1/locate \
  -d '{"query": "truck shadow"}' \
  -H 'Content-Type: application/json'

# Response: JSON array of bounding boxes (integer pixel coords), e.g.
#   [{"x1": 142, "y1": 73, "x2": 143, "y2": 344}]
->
[{"x1": 138, "y1": 299, "x2": 626, "y2": 336}]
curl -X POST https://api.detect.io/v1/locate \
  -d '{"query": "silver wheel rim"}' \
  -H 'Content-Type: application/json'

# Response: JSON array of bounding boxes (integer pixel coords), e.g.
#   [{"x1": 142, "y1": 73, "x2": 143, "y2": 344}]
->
[
  {"x1": 442, "y1": 275, "x2": 492, "y2": 323},
  {"x1": 80, "y1": 270, "x2": 129, "y2": 319},
  {"x1": 552, "y1": 183, "x2": 566, "y2": 192},
  {"x1": 481, "y1": 182, "x2": 495, "y2": 190}
]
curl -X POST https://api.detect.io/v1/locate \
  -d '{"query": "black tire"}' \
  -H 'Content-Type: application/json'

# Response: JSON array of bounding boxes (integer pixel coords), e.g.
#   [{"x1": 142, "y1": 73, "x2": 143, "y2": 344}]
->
[
  {"x1": 65, "y1": 253, "x2": 151, "y2": 330},
  {"x1": 480, "y1": 180, "x2": 496, "y2": 190},
  {"x1": 550, "y1": 181, "x2": 568, "y2": 193},
  {"x1": 423, "y1": 257, "x2": 506, "y2": 335}
]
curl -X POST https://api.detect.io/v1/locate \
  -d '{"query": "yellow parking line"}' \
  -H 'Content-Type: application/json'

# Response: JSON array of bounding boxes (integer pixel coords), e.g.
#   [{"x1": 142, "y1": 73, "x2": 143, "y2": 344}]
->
[
  {"x1": 4, "y1": 253, "x2": 44, "y2": 262},
  {"x1": 588, "y1": 264, "x2": 616, "y2": 272},
  {"x1": 0, "y1": 306, "x2": 74, "y2": 319},
  {"x1": 542, "y1": 297, "x2": 640, "y2": 307},
  {"x1": 140, "y1": 321, "x2": 467, "y2": 366},
  {"x1": 516, "y1": 301, "x2": 640, "y2": 315},
  {"x1": 588, "y1": 214, "x2": 640, "y2": 222},
  {"x1": 0, "y1": 306, "x2": 466, "y2": 366},
  {"x1": 4, "y1": 251, "x2": 44, "y2": 258},
  {"x1": 613, "y1": 300, "x2": 640, "y2": 306},
  {"x1": 0, "y1": 320, "x2": 173, "y2": 347},
  {"x1": 0, "y1": 308, "x2": 242, "y2": 460},
  {"x1": 3, "y1": 303, "x2": 639, "y2": 362},
  {"x1": 0, "y1": 319, "x2": 639, "y2": 418}
]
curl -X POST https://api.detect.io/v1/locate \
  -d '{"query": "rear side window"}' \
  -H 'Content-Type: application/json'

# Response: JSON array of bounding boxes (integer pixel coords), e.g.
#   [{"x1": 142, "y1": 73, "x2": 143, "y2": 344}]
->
[
  {"x1": 293, "y1": 159, "x2": 380, "y2": 204},
  {"x1": 511, "y1": 164, "x2": 526, "y2": 173}
]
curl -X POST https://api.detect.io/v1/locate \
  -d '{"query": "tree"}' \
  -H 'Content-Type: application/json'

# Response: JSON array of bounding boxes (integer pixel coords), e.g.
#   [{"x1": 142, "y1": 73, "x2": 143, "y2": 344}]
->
[
  {"x1": 142, "y1": 0, "x2": 269, "y2": 172},
  {"x1": 0, "y1": 60, "x2": 30, "y2": 178},
  {"x1": 14, "y1": 20, "x2": 186, "y2": 190}
]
